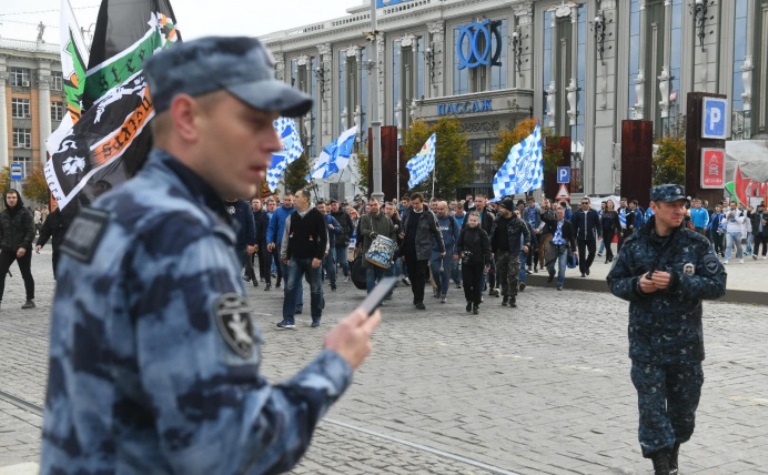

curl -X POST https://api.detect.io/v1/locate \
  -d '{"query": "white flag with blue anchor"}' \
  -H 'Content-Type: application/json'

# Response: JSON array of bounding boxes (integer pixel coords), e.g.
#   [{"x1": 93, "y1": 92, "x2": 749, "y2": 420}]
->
[
  {"x1": 308, "y1": 126, "x2": 358, "y2": 180},
  {"x1": 406, "y1": 133, "x2": 437, "y2": 190},
  {"x1": 266, "y1": 118, "x2": 303, "y2": 193},
  {"x1": 492, "y1": 123, "x2": 543, "y2": 199}
]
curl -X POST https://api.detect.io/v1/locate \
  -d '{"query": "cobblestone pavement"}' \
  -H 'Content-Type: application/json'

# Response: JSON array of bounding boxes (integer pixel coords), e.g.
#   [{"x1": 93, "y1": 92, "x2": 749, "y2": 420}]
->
[{"x1": 1, "y1": 250, "x2": 767, "y2": 474}]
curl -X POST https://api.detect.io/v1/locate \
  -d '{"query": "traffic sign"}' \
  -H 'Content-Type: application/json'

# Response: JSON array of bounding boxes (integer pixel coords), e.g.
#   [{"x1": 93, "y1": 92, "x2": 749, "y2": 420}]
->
[
  {"x1": 10, "y1": 163, "x2": 23, "y2": 181},
  {"x1": 700, "y1": 148, "x2": 725, "y2": 189},
  {"x1": 555, "y1": 183, "x2": 570, "y2": 201},
  {"x1": 557, "y1": 166, "x2": 571, "y2": 184},
  {"x1": 701, "y1": 97, "x2": 729, "y2": 139}
]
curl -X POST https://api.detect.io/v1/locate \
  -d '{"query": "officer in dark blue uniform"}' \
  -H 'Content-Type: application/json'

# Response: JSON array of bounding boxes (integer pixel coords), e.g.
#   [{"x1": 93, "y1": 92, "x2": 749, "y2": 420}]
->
[
  {"x1": 607, "y1": 184, "x2": 726, "y2": 475},
  {"x1": 41, "y1": 36, "x2": 381, "y2": 474}
]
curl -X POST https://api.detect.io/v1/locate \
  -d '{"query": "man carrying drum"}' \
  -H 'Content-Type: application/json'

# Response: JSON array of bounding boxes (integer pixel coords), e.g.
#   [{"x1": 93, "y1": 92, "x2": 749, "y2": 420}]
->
[{"x1": 359, "y1": 198, "x2": 397, "y2": 293}]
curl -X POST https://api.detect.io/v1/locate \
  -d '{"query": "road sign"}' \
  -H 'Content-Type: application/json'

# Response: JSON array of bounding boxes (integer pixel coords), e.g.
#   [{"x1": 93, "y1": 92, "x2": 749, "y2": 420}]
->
[
  {"x1": 557, "y1": 166, "x2": 571, "y2": 184},
  {"x1": 700, "y1": 148, "x2": 725, "y2": 189},
  {"x1": 702, "y1": 97, "x2": 729, "y2": 139},
  {"x1": 555, "y1": 183, "x2": 570, "y2": 201},
  {"x1": 10, "y1": 163, "x2": 23, "y2": 181}
]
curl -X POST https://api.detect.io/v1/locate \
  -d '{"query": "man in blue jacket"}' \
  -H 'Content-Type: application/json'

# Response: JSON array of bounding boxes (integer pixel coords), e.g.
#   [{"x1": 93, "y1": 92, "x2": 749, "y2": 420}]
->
[
  {"x1": 41, "y1": 36, "x2": 380, "y2": 475},
  {"x1": 268, "y1": 194, "x2": 303, "y2": 313},
  {"x1": 607, "y1": 184, "x2": 726, "y2": 475}
]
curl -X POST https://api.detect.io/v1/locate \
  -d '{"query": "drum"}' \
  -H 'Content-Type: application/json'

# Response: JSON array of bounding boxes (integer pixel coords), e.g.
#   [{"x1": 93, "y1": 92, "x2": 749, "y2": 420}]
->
[{"x1": 365, "y1": 235, "x2": 396, "y2": 269}]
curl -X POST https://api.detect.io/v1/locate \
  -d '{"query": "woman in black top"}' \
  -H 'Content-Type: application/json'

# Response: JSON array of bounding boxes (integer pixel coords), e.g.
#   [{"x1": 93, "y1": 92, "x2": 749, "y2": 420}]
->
[
  {"x1": 456, "y1": 212, "x2": 491, "y2": 314},
  {"x1": 601, "y1": 199, "x2": 620, "y2": 263}
]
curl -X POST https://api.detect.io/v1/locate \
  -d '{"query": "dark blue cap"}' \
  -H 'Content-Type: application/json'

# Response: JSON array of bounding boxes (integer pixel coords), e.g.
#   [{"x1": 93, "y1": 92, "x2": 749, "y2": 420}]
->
[
  {"x1": 650, "y1": 184, "x2": 687, "y2": 203},
  {"x1": 144, "y1": 36, "x2": 312, "y2": 117}
]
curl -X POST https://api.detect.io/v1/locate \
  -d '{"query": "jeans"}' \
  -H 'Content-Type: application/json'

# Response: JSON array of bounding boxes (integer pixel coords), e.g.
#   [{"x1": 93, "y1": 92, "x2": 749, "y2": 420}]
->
[
  {"x1": 597, "y1": 239, "x2": 605, "y2": 254},
  {"x1": 451, "y1": 259, "x2": 461, "y2": 285},
  {"x1": 546, "y1": 245, "x2": 569, "y2": 287},
  {"x1": 429, "y1": 252, "x2": 453, "y2": 297},
  {"x1": 385, "y1": 257, "x2": 402, "y2": 279},
  {"x1": 745, "y1": 233, "x2": 753, "y2": 255},
  {"x1": 281, "y1": 259, "x2": 302, "y2": 311},
  {"x1": 366, "y1": 264, "x2": 386, "y2": 293},
  {"x1": 518, "y1": 251, "x2": 527, "y2": 283},
  {"x1": 725, "y1": 231, "x2": 743, "y2": 261},
  {"x1": 323, "y1": 248, "x2": 337, "y2": 285},
  {"x1": 0, "y1": 249, "x2": 34, "y2": 302},
  {"x1": 335, "y1": 246, "x2": 350, "y2": 277},
  {"x1": 282, "y1": 258, "x2": 323, "y2": 323}
]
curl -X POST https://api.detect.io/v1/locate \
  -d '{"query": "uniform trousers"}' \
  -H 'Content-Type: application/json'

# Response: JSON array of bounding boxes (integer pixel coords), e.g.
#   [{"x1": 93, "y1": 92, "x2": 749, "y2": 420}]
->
[
  {"x1": 495, "y1": 250, "x2": 520, "y2": 298},
  {"x1": 630, "y1": 360, "x2": 704, "y2": 458}
]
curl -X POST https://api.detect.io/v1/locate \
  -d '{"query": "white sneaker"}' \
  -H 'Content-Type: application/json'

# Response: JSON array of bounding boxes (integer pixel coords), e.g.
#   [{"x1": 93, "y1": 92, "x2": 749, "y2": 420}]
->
[
  {"x1": 739, "y1": 258, "x2": 744, "y2": 264},
  {"x1": 723, "y1": 260, "x2": 729, "y2": 265}
]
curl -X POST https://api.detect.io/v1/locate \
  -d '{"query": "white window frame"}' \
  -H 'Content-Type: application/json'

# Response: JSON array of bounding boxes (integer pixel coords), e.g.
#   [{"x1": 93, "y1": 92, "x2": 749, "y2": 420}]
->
[
  {"x1": 11, "y1": 98, "x2": 31, "y2": 119},
  {"x1": 12, "y1": 128, "x2": 32, "y2": 149}
]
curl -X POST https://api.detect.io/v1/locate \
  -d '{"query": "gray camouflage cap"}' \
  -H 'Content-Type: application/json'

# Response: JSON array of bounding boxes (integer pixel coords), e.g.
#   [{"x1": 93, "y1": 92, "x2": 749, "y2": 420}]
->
[
  {"x1": 144, "y1": 36, "x2": 312, "y2": 117},
  {"x1": 650, "y1": 184, "x2": 687, "y2": 203}
]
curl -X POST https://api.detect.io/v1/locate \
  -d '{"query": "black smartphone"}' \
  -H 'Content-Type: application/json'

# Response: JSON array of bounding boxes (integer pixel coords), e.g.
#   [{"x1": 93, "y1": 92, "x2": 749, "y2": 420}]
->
[{"x1": 357, "y1": 276, "x2": 398, "y2": 316}]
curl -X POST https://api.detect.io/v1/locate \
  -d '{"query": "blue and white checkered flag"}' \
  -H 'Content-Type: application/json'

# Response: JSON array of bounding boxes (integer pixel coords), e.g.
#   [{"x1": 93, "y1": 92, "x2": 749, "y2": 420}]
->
[
  {"x1": 492, "y1": 124, "x2": 543, "y2": 199},
  {"x1": 406, "y1": 133, "x2": 437, "y2": 190},
  {"x1": 308, "y1": 126, "x2": 358, "y2": 180},
  {"x1": 266, "y1": 118, "x2": 303, "y2": 193}
]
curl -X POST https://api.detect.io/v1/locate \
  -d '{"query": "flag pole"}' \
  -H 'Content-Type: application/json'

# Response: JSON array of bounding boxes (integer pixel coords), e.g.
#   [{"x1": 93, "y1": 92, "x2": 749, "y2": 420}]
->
[{"x1": 431, "y1": 168, "x2": 436, "y2": 200}]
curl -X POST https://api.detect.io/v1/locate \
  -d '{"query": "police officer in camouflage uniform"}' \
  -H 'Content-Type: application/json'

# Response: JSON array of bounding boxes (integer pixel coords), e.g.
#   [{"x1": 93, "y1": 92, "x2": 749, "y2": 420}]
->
[
  {"x1": 607, "y1": 184, "x2": 726, "y2": 475},
  {"x1": 41, "y1": 36, "x2": 380, "y2": 475}
]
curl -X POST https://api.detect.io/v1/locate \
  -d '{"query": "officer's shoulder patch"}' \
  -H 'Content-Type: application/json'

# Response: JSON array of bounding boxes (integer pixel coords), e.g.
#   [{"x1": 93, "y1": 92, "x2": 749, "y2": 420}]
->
[
  {"x1": 683, "y1": 263, "x2": 696, "y2": 275},
  {"x1": 214, "y1": 293, "x2": 254, "y2": 359},
  {"x1": 60, "y1": 207, "x2": 110, "y2": 263},
  {"x1": 700, "y1": 254, "x2": 722, "y2": 276}
]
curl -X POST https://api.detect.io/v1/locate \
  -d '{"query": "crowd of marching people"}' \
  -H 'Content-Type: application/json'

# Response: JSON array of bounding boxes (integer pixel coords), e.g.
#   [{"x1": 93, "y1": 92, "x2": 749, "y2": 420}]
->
[{"x1": 224, "y1": 189, "x2": 765, "y2": 326}]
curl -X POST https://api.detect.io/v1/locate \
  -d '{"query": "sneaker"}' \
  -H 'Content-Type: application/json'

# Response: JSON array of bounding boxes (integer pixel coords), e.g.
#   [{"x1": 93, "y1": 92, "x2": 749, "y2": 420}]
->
[
  {"x1": 276, "y1": 321, "x2": 295, "y2": 329},
  {"x1": 21, "y1": 300, "x2": 35, "y2": 309},
  {"x1": 433, "y1": 290, "x2": 440, "y2": 298},
  {"x1": 456, "y1": 283, "x2": 462, "y2": 289},
  {"x1": 723, "y1": 260, "x2": 729, "y2": 265},
  {"x1": 330, "y1": 283, "x2": 337, "y2": 291},
  {"x1": 295, "y1": 309, "x2": 303, "y2": 315},
  {"x1": 402, "y1": 277, "x2": 411, "y2": 286},
  {"x1": 275, "y1": 280, "x2": 282, "y2": 288},
  {"x1": 739, "y1": 259, "x2": 744, "y2": 264},
  {"x1": 415, "y1": 302, "x2": 426, "y2": 310},
  {"x1": 440, "y1": 294, "x2": 447, "y2": 303},
  {"x1": 492, "y1": 288, "x2": 501, "y2": 297},
  {"x1": 466, "y1": 301, "x2": 472, "y2": 312},
  {"x1": 264, "y1": 283, "x2": 271, "y2": 291},
  {"x1": 753, "y1": 254, "x2": 758, "y2": 260},
  {"x1": 519, "y1": 282, "x2": 527, "y2": 292},
  {"x1": 581, "y1": 273, "x2": 586, "y2": 278},
  {"x1": 310, "y1": 321, "x2": 321, "y2": 328},
  {"x1": 252, "y1": 279, "x2": 259, "y2": 287},
  {"x1": 472, "y1": 304, "x2": 479, "y2": 315},
  {"x1": 243, "y1": 275, "x2": 251, "y2": 282},
  {"x1": 509, "y1": 297, "x2": 517, "y2": 308},
  {"x1": 556, "y1": 286, "x2": 563, "y2": 291},
  {"x1": 548, "y1": 273, "x2": 555, "y2": 283},
  {"x1": 763, "y1": 256, "x2": 767, "y2": 260},
  {"x1": 501, "y1": 296, "x2": 509, "y2": 307},
  {"x1": 344, "y1": 276, "x2": 350, "y2": 283}
]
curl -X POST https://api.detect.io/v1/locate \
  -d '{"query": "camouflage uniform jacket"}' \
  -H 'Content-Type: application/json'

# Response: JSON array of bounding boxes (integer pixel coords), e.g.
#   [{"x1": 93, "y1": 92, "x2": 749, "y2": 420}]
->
[
  {"x1": 607, "y1": 217, "x2": 726, "y2": 365},
  {"x1": 41, "y1": 148, "x2": 353, "y2": 475}
]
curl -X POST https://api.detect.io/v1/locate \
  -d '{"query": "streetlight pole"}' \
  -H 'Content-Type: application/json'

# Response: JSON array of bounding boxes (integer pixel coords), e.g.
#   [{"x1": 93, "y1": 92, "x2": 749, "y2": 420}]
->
[
  {"x1": 395, "y1": 100, "x2": 402, "y2": 203},
  {"x1": 369, "y1": 0, "x2": 384, "y2": 202}
]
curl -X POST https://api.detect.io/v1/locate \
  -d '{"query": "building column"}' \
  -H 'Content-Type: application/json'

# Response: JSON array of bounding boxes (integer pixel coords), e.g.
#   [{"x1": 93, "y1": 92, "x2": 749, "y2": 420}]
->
[
  {"x1": 427, "y1": 21, "x2": 445, "y2": 97},
  {"x1": 37, "y1": 60, "x2": 52, "y2": 166},
  {"x1": 514, "y1": 3, "x2": 534, "y2": 90},
  {"x1": 634, "y1": 0, "x2": 647, "y2": 119},
  {"x1": 0, "y1": 56, "x2": 9, "y2": 169},
  {"x1": 692, "y1": 0, "x2": 720, "y2": 93},
  {"x1": 658, "y1": 0, "x2": 672, "y2": 119},
  {"x1": 595, "y1": 0, "x2": 619, "y2": 194}
]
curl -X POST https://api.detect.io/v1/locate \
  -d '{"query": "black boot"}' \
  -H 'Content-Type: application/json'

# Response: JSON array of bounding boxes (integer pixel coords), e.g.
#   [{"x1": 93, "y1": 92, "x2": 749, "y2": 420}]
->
[
  {"x1": 651, "y1": 450, "x2": 670, "y2": 475},
  {"x1": 669, "y1": 443, "x2": 680, "y2": 475}
]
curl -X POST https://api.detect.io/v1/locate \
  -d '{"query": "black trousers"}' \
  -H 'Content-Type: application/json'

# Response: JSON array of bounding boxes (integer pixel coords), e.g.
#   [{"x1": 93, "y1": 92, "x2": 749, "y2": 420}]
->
[
  {"x1": 257, "y1": 248, "x2": 271, "y2": 282},
  {"x1": 404, "y1": 254, "x2": 429, "y2": 305},
  {"x1": 603, "y1": 229, "x2": 615, "y2": 261},
  {"x1": 577, "y1": 238, "x2": 597, "y2": 274},
  {"x1": 0, "y1": 249, "x2": 34, "y2": 302},
  {"x1": 754, "y1": 233, "x2": 768, "y2": 257},
  {"x1": 462, "y1": 262, "x2": 484, "y2": 305}
]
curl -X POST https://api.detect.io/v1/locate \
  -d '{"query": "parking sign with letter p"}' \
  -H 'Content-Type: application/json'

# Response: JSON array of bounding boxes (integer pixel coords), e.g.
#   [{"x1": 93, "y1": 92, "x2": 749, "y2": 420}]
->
[{"x1": 701, "y1": 97, "x2": 728, "y2": 140}]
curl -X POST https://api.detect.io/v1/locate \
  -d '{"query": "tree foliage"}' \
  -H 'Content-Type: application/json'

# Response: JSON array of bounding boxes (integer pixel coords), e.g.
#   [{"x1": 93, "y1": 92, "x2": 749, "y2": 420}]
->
[
  {"x1": 653, "y1": 135, "x2": 686, "y2": 185},
  {"x1": 352, "y1": 150, "x2": 369, "y2": 197},
  {"x1": 282, "y1": 151, "x2": 311, "y2": 194},
  {"x1": 0, "y1": 167, "x2": 11, "y2": 194},
  {"x1": 402, "y1": 118, "x2": 473, "y2": 199},
  {"x1": 22, "y1": 164, "x2": 51, "y2": 204}
]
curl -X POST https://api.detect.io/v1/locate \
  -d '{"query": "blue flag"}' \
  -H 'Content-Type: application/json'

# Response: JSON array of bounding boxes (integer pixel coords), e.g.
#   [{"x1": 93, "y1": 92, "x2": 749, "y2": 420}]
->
[
  {"x1": 406, "y1": 133, "x2": 437, "y2": 190},
  {"x1": 492, "y1": 124, "x2": 543, "y2": 199},
  {"x1": 266, "y1": 118, "x2": 303, "y2": 193},
  {"x1": 308, "y1": 126, "x2": 358, "y2": 180}
]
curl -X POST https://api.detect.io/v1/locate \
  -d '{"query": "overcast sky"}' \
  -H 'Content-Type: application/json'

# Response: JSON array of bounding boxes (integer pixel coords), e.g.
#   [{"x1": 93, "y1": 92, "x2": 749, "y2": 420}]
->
[{"x1": 0, "y1": 0, "x2": 365, "y2": 44}]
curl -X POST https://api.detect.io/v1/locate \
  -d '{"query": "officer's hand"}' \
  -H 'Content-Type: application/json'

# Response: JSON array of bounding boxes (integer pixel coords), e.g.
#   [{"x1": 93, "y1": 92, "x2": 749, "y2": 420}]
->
[
  {"x1": 325, "y1": 308, "x2": 381, "y2": 369},
  {"x1": 16, "y1": 248, "x2": 25, "y2": 258},
  {"x1": 639, "y1": 274, "x2": 657, "y2": 294},
  {"x1": 35, "y1": 245, "x2": 42, "y2": 254},
  {"x1": 267, "y1": 243, "x2": 275, "y2": 252},
  {"x1": 650, "y1": 271, "x2": 671, "y2": 290},
  {"x1": 311, "y1": 257, "x2": 322, "y2": 269}
]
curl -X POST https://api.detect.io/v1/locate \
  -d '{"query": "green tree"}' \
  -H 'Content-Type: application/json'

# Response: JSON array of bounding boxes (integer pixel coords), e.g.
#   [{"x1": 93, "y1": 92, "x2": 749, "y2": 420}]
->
[
  {"x1": 0, "y1": 166, "x2": 11, "y2": 193},
  {"x1": 402, "y1": 118, "x2": 473, "y2": 199},
  {"x1": 22, "y1": 164, "x2": 51, "y2": 204},
  {"x1": 653, "y1": 135, "x2": 686, "y2": 185},
  {"x1": 282, "y1": 151, "x2": 311, "y2": 194},
  {"x1": 352, "y1": 150, "x2": 369, "y2": 197}
]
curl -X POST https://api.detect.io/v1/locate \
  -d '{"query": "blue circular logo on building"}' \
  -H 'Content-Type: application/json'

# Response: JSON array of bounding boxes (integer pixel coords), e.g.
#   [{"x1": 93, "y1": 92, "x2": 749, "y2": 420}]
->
[{"x1": 456, "y1": 20, "x2": 503, "y2": 70}]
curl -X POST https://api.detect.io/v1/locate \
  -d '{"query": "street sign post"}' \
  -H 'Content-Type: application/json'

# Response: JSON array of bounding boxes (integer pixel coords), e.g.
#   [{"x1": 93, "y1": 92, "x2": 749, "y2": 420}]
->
[
  {"x1": 10, "y1": 163, "x2": 23, "y2": 181},
  {"x1": 557, "y1": 166, "x2": 571, "y2": 184}
]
